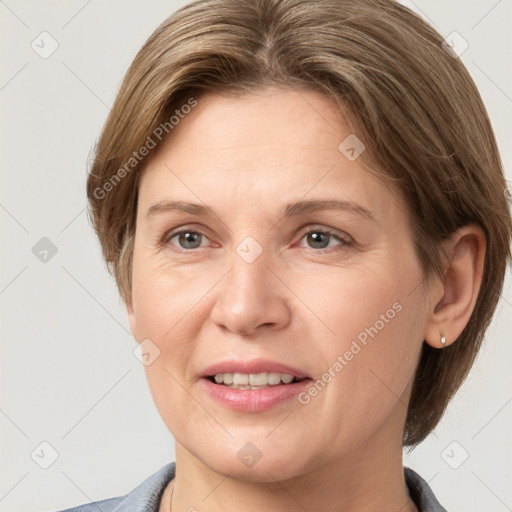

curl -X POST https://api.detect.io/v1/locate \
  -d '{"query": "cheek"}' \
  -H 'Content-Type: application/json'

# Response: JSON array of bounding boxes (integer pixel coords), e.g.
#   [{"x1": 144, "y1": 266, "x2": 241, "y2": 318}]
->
[
  {"x1": 130, "y1": 261, "x2": 202, "y2": 413},
  {"x1": 131, "y1": 252, "x2": 208, "y2": 339},
  {"x1": 131, "y1": 264, "x2": 205, "y2": 437},
  {"x1": 290, "y1": 251, "x2": 423, "y2": 350},
  {"x1": 293, "y1": 251, "x2": 426, "y2": 427}
]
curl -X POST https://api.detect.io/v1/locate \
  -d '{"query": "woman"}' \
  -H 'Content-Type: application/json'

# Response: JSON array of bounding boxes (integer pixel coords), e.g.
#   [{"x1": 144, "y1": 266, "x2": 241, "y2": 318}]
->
[{"x1": 58, "y1": 0, "x2": 512, "y2": 510}]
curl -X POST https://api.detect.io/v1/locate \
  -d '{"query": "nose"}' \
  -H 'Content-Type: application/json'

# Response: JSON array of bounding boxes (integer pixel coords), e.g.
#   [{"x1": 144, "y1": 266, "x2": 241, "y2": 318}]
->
[{"x1": 209, "y1": 248, "x2": 292, "y2": 337}]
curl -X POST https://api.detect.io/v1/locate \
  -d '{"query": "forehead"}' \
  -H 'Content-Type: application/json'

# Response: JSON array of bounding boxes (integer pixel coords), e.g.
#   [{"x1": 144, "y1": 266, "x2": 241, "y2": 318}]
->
[
  {"x1": 138, "y1": 87, "x2": 406, "y2": 222},
  {"x1": 155, "y1": 86, "x2": 351, "y2": 156}
]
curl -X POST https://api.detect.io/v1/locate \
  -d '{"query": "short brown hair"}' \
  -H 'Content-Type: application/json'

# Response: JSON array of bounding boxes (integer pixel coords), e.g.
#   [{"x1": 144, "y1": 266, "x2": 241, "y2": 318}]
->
[{"x1": 86, "y1": 0, "x2": 512, "y2": 446}]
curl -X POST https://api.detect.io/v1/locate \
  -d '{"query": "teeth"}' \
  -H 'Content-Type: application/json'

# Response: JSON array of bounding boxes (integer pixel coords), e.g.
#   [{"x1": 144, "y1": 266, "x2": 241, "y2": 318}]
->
[
  {"x1": 281, "y1": 374, "x2": 294, "y2": 384},
  {"x1": 249, "y1": 372, "x2": 268, "y2": 385},
  {"x1": 212, "y1": 372, "x2": 297, "y2": 388},
  {"x1": 268, "y1": 372, "x2": 281, "y2": 385},
  {"x1": 233, "y1": 373, "x2": 249, "y2": 386}
]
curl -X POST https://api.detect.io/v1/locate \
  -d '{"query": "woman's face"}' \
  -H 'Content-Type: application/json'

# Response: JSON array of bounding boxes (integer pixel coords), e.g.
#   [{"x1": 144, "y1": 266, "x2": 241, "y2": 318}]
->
[{"x1": 128, "y1": 87, "x2": 434, "y2": 480}]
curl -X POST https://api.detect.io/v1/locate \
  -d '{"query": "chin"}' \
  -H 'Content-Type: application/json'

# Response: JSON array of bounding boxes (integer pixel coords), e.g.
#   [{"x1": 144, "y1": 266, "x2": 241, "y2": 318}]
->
[
  {"x1": 209, "y1": 454, "x2": 306, "y2": 483},
  {"x1": 187, "y1": 435, "x2": 311, "y2": 483}
]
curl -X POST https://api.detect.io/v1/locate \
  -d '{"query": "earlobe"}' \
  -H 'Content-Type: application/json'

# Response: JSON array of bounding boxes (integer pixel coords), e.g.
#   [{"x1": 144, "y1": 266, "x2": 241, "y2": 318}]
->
[{"x1": 424, "y1": 224, "x2": 486, "y2": 349}]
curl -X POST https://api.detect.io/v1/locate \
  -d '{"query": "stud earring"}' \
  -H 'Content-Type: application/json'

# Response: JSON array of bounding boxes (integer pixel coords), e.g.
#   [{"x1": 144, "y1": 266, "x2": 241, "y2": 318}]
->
[{"x1": 440, "y1": 335, "x2": 446, "y2": 346}]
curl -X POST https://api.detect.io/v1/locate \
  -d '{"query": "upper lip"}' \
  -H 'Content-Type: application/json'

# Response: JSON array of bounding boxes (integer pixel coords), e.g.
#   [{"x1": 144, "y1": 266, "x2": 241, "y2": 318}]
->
[{"x1": 202, "y1": 359, "x2": 311, "y2": 379}]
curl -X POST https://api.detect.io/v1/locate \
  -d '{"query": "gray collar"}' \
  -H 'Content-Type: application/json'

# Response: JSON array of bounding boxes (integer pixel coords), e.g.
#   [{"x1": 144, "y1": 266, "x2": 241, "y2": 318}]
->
[{"x1": 404, "y1": 466, "x2": 448, "y2": 511}]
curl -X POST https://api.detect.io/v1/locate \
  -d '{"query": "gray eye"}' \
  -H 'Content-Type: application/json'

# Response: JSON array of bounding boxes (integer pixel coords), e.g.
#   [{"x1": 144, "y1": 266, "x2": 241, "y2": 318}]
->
[
  {"x1": 175, "y1": 231, "x2": 204, "y2": 249},
  {"x1": 306, "y1": 231, "x2": 332, "y2": 249}
]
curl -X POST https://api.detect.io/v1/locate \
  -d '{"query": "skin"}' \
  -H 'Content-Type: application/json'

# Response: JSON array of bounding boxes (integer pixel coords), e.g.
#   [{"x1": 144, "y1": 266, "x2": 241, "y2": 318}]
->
[{"x1": 126, "y1": 86, "x2": 485, "y2": 512}]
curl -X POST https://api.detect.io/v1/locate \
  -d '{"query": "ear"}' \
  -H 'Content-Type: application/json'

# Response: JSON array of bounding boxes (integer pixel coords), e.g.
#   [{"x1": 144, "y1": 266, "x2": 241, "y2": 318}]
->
[{"x1": 424, "y1": 224, "x2": 486, "y2": 349}]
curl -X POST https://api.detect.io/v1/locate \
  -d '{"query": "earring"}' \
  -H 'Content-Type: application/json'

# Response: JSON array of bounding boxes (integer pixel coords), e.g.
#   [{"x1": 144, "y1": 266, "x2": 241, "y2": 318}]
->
[{"x1": 440, "y1": 335, "x2": 447, "y2": 346}]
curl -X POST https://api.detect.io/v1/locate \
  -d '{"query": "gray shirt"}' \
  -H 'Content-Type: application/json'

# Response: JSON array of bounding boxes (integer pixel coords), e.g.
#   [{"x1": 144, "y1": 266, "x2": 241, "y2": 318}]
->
[{"x1": 55, "y1": 462, "x2": 447, "y2": 511}]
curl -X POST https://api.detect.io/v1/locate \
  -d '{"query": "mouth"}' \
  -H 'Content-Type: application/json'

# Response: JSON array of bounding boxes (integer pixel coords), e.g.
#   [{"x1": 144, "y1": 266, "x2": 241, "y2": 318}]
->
[
  {"x1": 207, "y1": 372, "x2": 307, "y2": 389},
  {"x1": 200, "y1": 359, "x2": 312, "y2": 411}
]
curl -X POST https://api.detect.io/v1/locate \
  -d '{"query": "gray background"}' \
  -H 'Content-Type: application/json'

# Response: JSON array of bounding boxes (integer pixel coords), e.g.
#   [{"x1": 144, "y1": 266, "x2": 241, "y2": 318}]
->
[{"x1": 0, "y1": 1, "x2": 510, "y2": 511}]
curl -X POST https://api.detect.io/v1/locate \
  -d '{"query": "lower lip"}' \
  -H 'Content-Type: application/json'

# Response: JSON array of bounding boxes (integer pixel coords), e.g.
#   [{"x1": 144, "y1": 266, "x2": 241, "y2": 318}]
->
[{"x1": 200, "y1": 377, "x2": 311, "y2": 412}]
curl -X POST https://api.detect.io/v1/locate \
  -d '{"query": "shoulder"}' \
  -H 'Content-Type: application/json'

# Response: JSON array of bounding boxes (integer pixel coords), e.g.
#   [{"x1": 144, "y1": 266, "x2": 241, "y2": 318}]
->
[
  {"x1": 404, "y1": 466, "x2": 448, "y2": 512},
  {"x1": 54, "y1": 462, "x2": 176, "y2": 512},
  {"x1": 55, "y1": 496, "x2": 121, "y2": 512}
]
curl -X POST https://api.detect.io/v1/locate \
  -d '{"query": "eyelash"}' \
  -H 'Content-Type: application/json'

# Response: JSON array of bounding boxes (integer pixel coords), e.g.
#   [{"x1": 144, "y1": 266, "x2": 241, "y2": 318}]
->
[{"x1": 161, "y1": 226, "x2": 352, "y2": 253}]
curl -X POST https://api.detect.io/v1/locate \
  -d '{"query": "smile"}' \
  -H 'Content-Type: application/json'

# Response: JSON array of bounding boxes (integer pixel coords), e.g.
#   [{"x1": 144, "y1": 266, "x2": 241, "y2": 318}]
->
[
  {"x1": 210, "y1": 372, "x2": 303, "y2": 388},
  {"x1": 200, "y1": 360, "x2": 312, "y2": 411}
]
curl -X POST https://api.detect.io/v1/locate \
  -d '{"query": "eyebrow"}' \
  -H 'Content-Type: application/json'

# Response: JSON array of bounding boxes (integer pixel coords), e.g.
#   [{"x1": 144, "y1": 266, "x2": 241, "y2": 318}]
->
[{"x1": 146, "y1": 199, "x2": 375, "y2": 222}]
